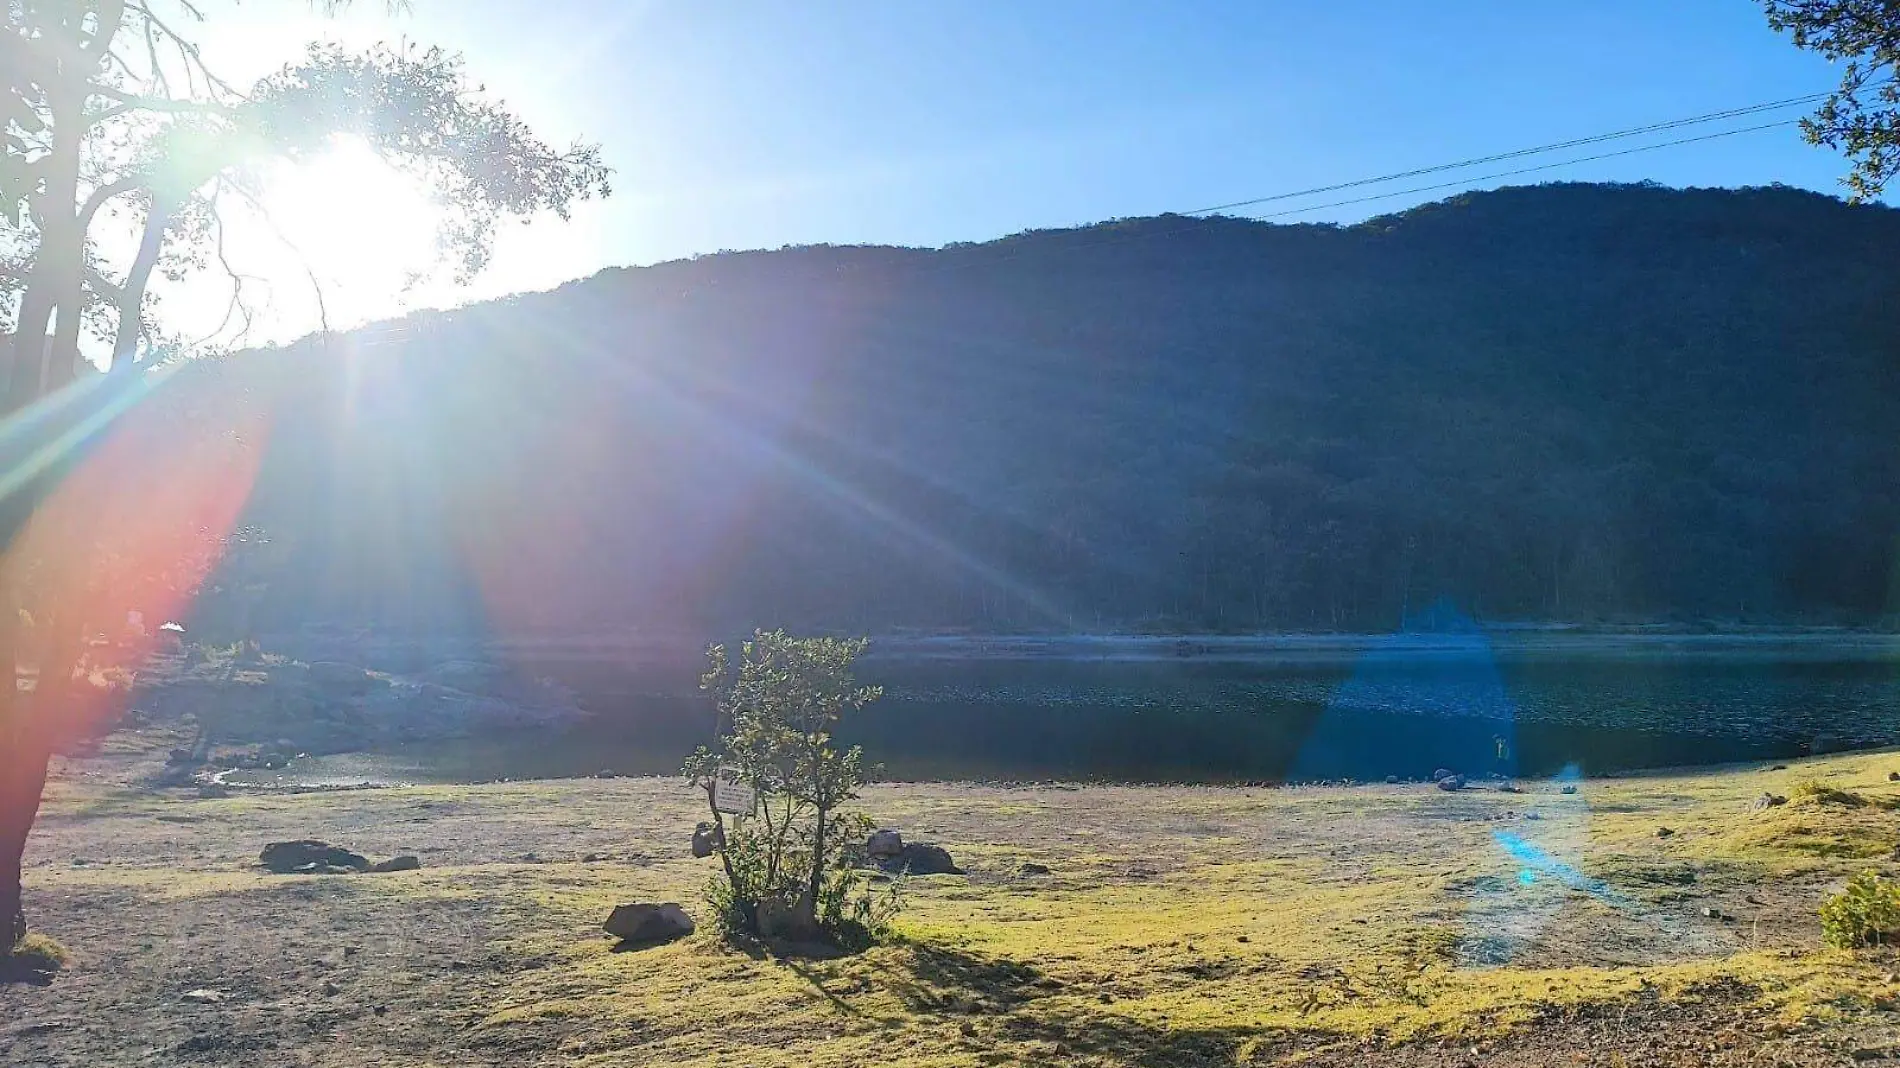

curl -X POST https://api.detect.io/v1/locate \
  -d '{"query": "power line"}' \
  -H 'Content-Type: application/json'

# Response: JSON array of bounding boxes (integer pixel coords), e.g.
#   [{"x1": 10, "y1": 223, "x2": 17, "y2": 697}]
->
[
  {"x1": 894, "y1": 117, "x2": 1816, "y2": 279},
  {"x1": 1179, "y1": 90, "x2": 1835, "y2": 217},
  {"x1": 1237, "y1": 116, "x2": 1804, "y2": 222}
]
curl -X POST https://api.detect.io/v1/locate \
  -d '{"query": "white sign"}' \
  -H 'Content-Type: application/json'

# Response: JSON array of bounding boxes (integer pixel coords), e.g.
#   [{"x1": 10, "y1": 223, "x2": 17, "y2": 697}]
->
[{"x1": 712, "y1": 770, "x2": 757, "y2": 815}]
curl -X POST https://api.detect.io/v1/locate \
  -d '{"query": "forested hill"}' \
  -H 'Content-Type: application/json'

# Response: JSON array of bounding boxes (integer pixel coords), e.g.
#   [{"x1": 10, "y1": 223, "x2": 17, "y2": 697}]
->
[{"x1": 193, "y1": 182, "x2": 1900, "y2": 639}]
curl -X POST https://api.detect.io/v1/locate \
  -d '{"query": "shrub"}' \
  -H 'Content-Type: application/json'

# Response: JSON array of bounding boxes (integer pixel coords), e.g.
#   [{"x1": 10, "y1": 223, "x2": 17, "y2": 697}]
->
[
  {"x1": 3, "y1": 933, "x2": 70, "y2": 975},
  {"x1": 1820, "y1": 870, "x2": 1900, "y2": 948},
  {"x1": 1792, "y1": 779, "x2": 1868, "y2": 808},
  {"x1": 684, "y1": 631, "x2": 900, "y2": 949}
]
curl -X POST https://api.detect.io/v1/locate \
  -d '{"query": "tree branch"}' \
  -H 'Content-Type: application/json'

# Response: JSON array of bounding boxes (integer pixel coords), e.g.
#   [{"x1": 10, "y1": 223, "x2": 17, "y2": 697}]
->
[
  {"x1": 81, "y1": 266, "x2": 123, "y2": 304},
  {"x1": 76, "y1": 177, "x2": 144, "y2": 234},
  {"x1": 222, "y1": 179, "x2": 329, "y2": 334},
  {"x1": 126, "y1": 2, "x2": 239, "y2": 100}
]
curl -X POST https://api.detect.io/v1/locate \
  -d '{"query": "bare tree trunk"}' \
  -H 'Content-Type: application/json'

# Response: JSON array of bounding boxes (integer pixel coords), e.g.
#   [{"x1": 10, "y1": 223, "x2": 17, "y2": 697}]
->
[
  {"x1": 0, "y1": 739, "x2": 49, "y2": 950},
  {"x1": 802, "y1": 793, "x2": 826, "y2": 928},
  {"x1": 0, "y1": 605, "x2": 34, "y2": 950},
  {"x1": 108, "y1": 198, "x2": 174, "y2": 375}
]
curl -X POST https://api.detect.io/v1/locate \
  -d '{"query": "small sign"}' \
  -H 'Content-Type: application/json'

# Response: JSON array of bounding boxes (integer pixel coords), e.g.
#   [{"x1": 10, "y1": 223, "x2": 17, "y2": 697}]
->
[{"x1": 711, "y1": 770, "x2": 756, "y2": 815}]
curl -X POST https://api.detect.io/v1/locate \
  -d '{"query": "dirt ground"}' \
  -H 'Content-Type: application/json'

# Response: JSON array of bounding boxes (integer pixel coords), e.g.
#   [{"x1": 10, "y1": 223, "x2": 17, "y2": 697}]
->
[{"x1": 7, "y1": 740, "x2": 1900, "y2": 1066}]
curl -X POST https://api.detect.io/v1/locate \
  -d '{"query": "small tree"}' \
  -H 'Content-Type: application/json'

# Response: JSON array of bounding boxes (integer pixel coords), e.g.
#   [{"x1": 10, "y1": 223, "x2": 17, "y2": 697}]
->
[{"x1": 683, "y1": 630, "x2": 896, "y2": 947}]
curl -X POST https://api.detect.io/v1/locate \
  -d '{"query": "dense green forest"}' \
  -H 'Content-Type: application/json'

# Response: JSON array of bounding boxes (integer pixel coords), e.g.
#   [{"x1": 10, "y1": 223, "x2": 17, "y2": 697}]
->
[{"x1": 189, "y1": 182, "x2": 1900, "y2": 638}]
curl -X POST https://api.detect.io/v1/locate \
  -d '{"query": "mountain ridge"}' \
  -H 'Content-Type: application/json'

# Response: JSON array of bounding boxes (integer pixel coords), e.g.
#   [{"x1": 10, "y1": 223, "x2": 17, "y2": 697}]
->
[{"x1": 180, "y1": 181, "x2": 1900, "y2": 640}]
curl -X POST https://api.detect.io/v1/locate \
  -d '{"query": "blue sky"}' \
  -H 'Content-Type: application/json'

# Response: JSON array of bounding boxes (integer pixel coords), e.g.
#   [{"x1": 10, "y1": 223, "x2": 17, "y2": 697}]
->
[{"x1": 188, "y1": 0, "x2": 1855, "y2": 327}]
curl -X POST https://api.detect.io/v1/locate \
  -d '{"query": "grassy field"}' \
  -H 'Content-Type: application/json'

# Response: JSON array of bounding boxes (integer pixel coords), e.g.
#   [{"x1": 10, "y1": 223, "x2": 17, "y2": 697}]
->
[{"x1": 8, "y1": 745, "x2": 1900, "y2": 1066}]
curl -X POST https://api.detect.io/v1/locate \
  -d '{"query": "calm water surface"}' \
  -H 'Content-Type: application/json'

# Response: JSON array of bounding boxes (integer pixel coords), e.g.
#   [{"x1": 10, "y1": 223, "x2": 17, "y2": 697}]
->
[{"x1": 233, "y1": 633, "x2": 1900, "y2": 786}]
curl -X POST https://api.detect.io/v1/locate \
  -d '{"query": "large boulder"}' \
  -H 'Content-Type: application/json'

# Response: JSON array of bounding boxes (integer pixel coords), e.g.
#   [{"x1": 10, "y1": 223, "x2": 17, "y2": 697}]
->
[
  {"x1": 884, "y1": 843, "x2": 962, "y2": 876},
  {"x1": 260, "y1": 841, "x2": 370, "y2": 874},
  {"x1": 865, "y1": 829, "x2": 904, "y2": 860},
  {"x1": 604, "y1": 902, "x2": 694, "y2": 945},
  {"x1": 1436, "y1": 775, "x2": 1466, "y2": 792}
]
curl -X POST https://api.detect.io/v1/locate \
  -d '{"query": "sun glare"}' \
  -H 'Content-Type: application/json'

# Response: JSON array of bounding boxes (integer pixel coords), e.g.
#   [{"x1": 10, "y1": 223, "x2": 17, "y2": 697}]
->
[{"x1": 251, "y1": 138, "x2": 445, "y2": 321}]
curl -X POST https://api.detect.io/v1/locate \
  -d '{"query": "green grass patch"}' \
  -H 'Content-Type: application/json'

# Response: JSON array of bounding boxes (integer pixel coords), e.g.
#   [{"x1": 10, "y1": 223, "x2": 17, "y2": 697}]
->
[{"x1": 3, "y1": 932, "x2": 70, "y2": 977}]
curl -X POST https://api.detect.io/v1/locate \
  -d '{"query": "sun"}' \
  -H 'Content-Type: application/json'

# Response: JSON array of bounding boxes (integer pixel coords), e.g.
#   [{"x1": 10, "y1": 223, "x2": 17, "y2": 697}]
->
[{"x1": 249, "y1": 137, "x2": 446, "y2": 321}]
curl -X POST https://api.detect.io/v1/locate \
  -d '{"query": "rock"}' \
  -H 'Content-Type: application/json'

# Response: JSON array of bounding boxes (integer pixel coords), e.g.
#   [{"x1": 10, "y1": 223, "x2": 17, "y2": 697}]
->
[
  {"x1": 594, "y1": 769, "x2": 619, "y2": 779},
  {"x1": 604, "y1": 902, "x2": 695, "y2": 945},
  {"x1": 1019, "y1": 862, "x2": 1052, "y2": 876},
  {"x1": 166, "y1": 748, "x2": 198, "y2": 767},
  {"x1": 1431, "y1": 768, "x2": 1455, "y2": 783},
  {"x1": 308, "y1": 661, "x2": 373, "y2": 688},
  {"x1": 367, "y1": 855, "x2": 420, "y2": 874},
  {"x1": 1656, "y1": 827, "x2": 1675, "y2": 839},
  {"x1": 756, "y1": 899, "x2": 822, "y2": 943},
  {"x1": 1496, "y1": 782, "x2": 1522, "y2": 794},
  {"x1": 1702, "y1": 906, "x2": 1729, "y2": 920},
  {"x1": 1560, "y1": 785, "x2": 1579, "y2": 795},
  {"x1": 884, "y1": 843, "x2": 962, "y2": 876},
  {"x1": 260, "y1": 841, "x2": 370, "y2": 874},
  {"x1": 1124, "y1": 866, "x2": 1159, "y2": 880},
  {"x1": 1436, "y1": 775, "x2": 1466, "y2": 792},
  {"x1": 1889, "y1": 772, "x2": 1899, "y2": 783},
  {"x1": 1384, "y1": 775, "x2": 1401, "y2": 784},
  {"x1": 865, "y1": 829, "x2": 905, "y2": 859},
  {"x1": 1751, "y1": 793, "x2": 1789, "y2": 813},
  {"x1": 1769, "y1": 764, "x2": 1788, "y2": 771},
  {"x1": 583, "y1": 852, "x2": 610, "y2": 863},
  {"x1": 181, "y1": 989, "x2": 226, "y2": 1004}
]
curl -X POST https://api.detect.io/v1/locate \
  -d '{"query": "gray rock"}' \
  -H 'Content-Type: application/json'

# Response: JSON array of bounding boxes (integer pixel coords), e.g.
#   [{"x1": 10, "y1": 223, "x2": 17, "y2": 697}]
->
[
  {"x1": 865, "y1": 829, "x2": 905, "y2": 859},
  {"x1": 691, "y1": 822, "x2": 723, "y2": 859},
  {"x1": 181, "y1": 989, "x2": 227, "y2": 1004},
  {"x1": 1560, "y1": 784, "x2": 1579, "y2": 795},
  {"x1": 604, "y1": 902, "x2": 694, "y2": 945},
  {"x1": 1496, "y1": 782, "x2": 1522, "y2": 794},
  {"x1": 1019, "y1": 862, "x2": 1052, "y2": 876},
  {"x1": 1751, "y1": 793, "x2": 1788, "y2": 812},
  {"x1": 367, "y1": 855, "x2": 421, "y2": 874},
  {"x1": 1436, "y1": 775, "x2": 1466, "y2": 792},
  {"x1": 261, "y1": 841, "x2": 370, "y2": 874},
  {"x1": 883, "y1": 843, "x2": 962, "y2": 876},
  {"x1": 1384, "y1": 775, "x2": 1401, "y2": 785},
  {"x1": 1431, "y1": 768, "x2": 1455, "y2": 782},
  {"x1": 756, "y1": 899, "x2": 822, "y2": 943},
  {"x1": 308, "y1": 661, "x2": 374, "y2": 688},
  {"x1": 582, "y1": 852, "x2": 610, "y2": 863},
  {"x1": 1656, "y1": 827, "x2": 1675, "y2": 839}
]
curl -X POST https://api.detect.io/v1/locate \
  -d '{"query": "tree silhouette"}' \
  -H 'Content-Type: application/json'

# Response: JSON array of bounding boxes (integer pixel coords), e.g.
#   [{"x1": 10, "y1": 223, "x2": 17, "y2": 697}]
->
[{"x1": 1, "y1": 0, "x2": 610, "y2": 949}]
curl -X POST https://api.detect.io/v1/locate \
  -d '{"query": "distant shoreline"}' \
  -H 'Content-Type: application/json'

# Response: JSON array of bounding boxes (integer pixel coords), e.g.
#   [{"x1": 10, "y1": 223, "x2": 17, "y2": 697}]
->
[{"x1": 474, "y1": 627, "x2": 1900, "y2": 668}]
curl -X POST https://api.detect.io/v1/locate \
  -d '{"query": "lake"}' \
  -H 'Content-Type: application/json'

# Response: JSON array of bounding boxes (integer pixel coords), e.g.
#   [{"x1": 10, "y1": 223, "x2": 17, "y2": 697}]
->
[{"x1": 231, "y1": 630, "x2": 1900, "y2": 786}]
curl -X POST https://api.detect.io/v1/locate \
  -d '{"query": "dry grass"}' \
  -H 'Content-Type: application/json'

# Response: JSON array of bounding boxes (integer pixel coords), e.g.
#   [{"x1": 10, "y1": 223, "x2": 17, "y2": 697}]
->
[{"x1": 7, "y1": 747, "x2": 1900, "y2": 1064}]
